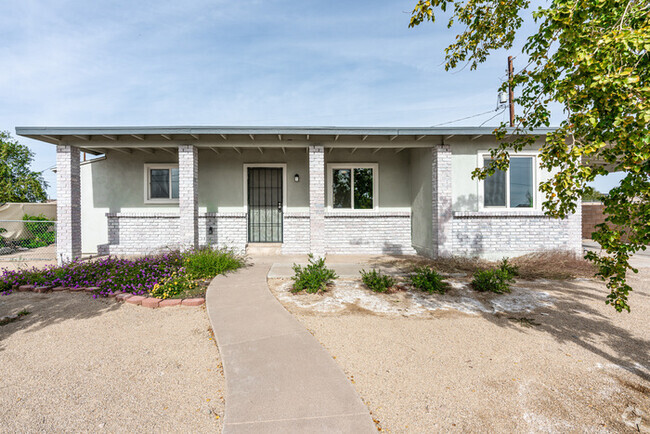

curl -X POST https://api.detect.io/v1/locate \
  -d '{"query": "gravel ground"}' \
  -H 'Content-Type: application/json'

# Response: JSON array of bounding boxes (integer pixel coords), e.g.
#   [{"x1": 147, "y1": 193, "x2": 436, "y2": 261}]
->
[
  {"x1": 0, "y1": 292, "x2": 224, "y2": 432},
  {"x1": 275, "y1": 271, "x2": 650, "y2": 432}
]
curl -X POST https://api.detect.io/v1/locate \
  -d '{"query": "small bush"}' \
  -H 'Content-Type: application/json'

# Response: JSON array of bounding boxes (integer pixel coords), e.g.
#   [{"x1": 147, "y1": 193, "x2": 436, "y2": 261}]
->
[
  {"x1": 471, "y1": 269, "x2": 514, "y2": 294},
  {"x1": 410, "y1": 266, "x2": 448, "y2": 294},
  {"x1": 183, "y1": 247, "x2": 244, "y2": 279},
  {"x1": 150, "y1": 271, "x2": 199, "y2": 299},
  {"x1": 291, "y1": 254, "x2": 337, "y2": 294},
  {"x1": 360, "y1": 269, "x2": 395, "y2": 293},
  {"x1": 499, "y1": 258, "x2": 519, "y2": 278}
]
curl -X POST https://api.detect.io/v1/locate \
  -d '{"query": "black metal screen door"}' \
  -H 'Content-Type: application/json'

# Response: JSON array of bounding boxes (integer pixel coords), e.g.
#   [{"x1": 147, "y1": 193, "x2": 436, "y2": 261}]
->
[{"x1": 247, "y1": 167, "x2": 283, "y2": 243}]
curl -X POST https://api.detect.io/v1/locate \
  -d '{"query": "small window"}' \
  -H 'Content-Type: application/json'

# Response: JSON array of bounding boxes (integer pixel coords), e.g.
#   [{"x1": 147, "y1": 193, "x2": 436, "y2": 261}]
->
[
  {"x1": 483, "y1": 157, "x2": 534, "y2": 208},
  {"x1": 146, "y1": 165, "x2": 179, "y2": 202},
  {"x1": 330, "y1": 165, "x2": 375, "y2": 210}
]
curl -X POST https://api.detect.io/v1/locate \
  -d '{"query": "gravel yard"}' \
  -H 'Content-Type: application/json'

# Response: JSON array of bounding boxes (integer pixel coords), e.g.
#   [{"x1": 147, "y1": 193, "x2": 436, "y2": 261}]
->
[
  {"x1": 0, "y1": 292, "x2": 224, "y2": 432},
  {"x1": 271, "y1": 267, "x2": 650, "y2": 432}
]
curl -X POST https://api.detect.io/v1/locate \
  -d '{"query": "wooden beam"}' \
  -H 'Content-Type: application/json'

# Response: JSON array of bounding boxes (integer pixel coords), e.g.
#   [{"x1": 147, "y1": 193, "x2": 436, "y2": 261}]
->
[
  {"x1": 190, "y1": 133, "x2": 199, "y2": 140},
  {"x1": 209, "y1": 147, "x2": 220, "y2": 155},
  {"x1": 42, "y1": 135, "x2": 61, "y2": 143},
  {"x1": 306, "y1": 134, "x2": 310, "y2": 140},
  {"x1": 257, "y1": 147, "x2": 263, "y2": 154},
  {"x1": 389, "y1": 135, "x2": 398, "y2": 141},
  {"x1": 233, "y1": 147, "x2": 241, "y2": 154},
  {"x1": 361, "y1": 135, "x2": 368, "y2": 142},
  {"x1": 160, "y1": 134, "x2": 172, "y2": 141},
  {"x1": 131, "y1": 134, "x2": 145, "y2": 141},
  {"x1": 111, "y1": 148, "x2": 132, "y2": 155},
  {"x1": 415, "y1": 135, "x2": 426, "y2": 141},
  {"x1": 372, "y1": 148, "x2": 381, "y2": 154},
  {"x1": 73, "y1": 135, "x2": 89, "y2": 141},
  {"x1": 135, "y1": 147, "x2": 154, "y2": 154},
  {"x1": 220, "y1": 134, "x2": 227, "y2": 140},
  {"x1": 102, "y1": 135, "x2": 117, "y2": 141},
  {"x1": 249, "y1": 134, "x2": 255, "y2": 141},
  {"x1": 328, "y1": 147, "x2": 334, "y2": 154},
  {"x1": 471, "y1": 135, "x2": 482, "y2": 141},
  {"x1": 334, "y1": 134, "x2": 339, "y2": 141},
  {"x1": 444, "y1": 135, "x2": 455, "y2": 140},
  {"x1": 278, "y1": 134, "x2": 282, "y2": 141},
  {"x1": 281, "y1": 147, "x2": 286, "y2": 154},
  {"x1": 351, "y1": 147, "x2": 357, "y2": 154},
  {"x1": 395, "y1": 148, "x2": 406, "y2": 154},
  {"x1": 159, "y1": 147, "x2": 176, "y2": 155}
]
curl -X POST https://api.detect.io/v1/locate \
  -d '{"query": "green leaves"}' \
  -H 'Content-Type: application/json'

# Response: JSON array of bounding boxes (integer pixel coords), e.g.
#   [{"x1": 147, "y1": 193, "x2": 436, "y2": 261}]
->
[
  {"x1": 0, "y1": 131, "x2": 48, "y2": 203},
  {"x1": 411, "y1": 0, "x2": 650, "y2": 312}
]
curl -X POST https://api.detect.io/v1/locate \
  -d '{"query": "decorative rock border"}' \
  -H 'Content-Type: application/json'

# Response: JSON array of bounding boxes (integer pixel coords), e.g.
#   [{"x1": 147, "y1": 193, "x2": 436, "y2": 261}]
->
[{"x1": 8, "y1": 285, "x2": 205, "y2": 309}]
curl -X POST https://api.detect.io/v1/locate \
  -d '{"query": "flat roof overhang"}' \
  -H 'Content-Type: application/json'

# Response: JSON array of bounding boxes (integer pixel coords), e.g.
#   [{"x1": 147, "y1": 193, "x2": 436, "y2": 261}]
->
[{"x1": 15, "y1": 125, "x2": 556, "y2": 156}]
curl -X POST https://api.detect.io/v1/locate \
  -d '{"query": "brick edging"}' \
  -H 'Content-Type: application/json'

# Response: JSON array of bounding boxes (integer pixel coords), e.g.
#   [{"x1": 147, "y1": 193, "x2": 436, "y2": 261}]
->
[{"x1": 10, "y1": 285, "x2": 204, "y2": 309}]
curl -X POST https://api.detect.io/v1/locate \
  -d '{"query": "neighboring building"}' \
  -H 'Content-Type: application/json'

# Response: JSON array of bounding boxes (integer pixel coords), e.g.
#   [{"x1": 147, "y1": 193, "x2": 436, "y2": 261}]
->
[{"x1": 16, "y1": 126, "x2": 582, "y2": 264}]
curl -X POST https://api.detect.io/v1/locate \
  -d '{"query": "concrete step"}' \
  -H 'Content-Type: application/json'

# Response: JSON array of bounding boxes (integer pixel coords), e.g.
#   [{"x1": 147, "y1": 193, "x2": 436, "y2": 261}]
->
[{"x1": 246, "y1": 243, "x2": 282, "y2": 255}]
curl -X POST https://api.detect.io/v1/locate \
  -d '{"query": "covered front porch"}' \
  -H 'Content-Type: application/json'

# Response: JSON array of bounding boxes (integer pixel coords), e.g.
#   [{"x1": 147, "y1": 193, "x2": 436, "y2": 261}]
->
[{"x1": 17, "y1": 127, "x2": 463, "y2": 264}]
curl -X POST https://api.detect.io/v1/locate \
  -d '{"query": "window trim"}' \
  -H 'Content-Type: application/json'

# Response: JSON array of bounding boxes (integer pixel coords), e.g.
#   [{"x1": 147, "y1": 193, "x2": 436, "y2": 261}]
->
[
  {"x1": 326, "y1": 163, "x2": 379, "y2": 211},
  {"x1": 477, "y1": 152, "x2": 540, "y2": 211},
  {"x1": 144, "y1": 163, "x2": 180, "y2": 204}
]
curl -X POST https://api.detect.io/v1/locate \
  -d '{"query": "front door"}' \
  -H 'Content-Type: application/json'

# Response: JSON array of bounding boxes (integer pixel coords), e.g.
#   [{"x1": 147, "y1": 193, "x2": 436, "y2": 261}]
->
[{"x1": 247, "y1": 167, "x2": 283, "y2": 243}]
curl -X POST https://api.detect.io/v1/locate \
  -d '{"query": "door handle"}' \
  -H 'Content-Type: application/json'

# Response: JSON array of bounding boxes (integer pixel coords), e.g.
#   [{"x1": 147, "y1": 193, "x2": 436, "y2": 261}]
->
[{"x1": 278, "y1": 202, "x2": 282, "y2": 212}]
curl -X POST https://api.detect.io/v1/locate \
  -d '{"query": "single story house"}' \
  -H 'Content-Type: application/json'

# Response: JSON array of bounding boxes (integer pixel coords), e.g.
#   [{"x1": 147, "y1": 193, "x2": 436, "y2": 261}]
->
[{"x1": 16, "y1": 126, "x2": 582, "y2": 264}]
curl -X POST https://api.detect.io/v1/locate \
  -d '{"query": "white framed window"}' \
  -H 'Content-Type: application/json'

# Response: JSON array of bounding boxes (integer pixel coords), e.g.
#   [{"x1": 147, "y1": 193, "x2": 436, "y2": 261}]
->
[
  {"x1": 144, "y1": 164, "x2": 179, "y2": 203},
  {"x1": 479, "y1": 154, "x2": 538, "y2": 210},
  {"x1": 327, "y1": 163, "x2": 378, "y2": 210}
]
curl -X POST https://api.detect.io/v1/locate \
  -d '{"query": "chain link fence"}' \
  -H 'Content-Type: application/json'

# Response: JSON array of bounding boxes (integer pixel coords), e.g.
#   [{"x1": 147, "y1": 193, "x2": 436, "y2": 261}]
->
[{"x1": 0, "y1": 220, "x2": 57, "y2": 262}]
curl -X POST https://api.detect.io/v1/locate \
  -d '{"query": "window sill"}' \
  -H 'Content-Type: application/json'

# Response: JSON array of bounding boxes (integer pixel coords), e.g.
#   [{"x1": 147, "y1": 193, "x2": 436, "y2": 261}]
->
[
  {"x1": 144, "y1": 199, "x2": 179, "y2": 205},
  {"x1": 325, "y1": 209, "x2": 411, "y2": 218},
  {"x1": 454, "y1": 210, "x2": 548, "y2": 218}
]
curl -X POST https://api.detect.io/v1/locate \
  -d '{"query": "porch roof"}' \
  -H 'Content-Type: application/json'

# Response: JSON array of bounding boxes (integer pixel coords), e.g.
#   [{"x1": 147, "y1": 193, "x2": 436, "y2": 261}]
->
[{"x1": 15, "y1": 125, "x2": 555, "y2": 156}]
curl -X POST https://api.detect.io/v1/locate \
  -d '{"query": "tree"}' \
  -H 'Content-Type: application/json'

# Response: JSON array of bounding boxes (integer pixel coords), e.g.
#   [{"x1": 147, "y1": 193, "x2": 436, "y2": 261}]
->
[
  {"x1": 409, "y1": 0, "x2": 649, "y2": 312},
  {"x1": 0, "y1": 131, "x2": 48, "y2": 203}
]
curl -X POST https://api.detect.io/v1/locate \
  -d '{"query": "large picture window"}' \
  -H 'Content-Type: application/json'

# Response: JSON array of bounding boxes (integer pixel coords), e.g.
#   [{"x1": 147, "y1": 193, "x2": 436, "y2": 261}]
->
[
  {"x1": 145, "y1": 164, "x2": 179, "y2": 202},
  {"x1": 329, "y1": 164, "x2": 376, "y2": 210},
  {"x1": 483, "y1": 156, "x2": 534, "y2": 208}
]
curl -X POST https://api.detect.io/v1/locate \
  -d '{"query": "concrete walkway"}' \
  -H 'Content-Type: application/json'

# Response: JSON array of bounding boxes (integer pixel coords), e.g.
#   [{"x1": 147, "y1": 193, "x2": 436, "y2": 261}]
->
[{"x1": 205, "y1": 261, "x2": 376, "y2": 433}]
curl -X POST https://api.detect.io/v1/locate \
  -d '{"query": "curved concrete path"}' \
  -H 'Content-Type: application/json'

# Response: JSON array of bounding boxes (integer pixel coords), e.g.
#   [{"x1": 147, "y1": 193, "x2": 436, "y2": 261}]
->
[{"x1": 206, "y1": 261, "x2": 376, "y2": 433}]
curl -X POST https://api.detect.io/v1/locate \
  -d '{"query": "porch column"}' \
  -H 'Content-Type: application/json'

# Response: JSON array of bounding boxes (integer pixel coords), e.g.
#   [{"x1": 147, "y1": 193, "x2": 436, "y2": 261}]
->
[
  {"x1": 309, "y1": 144, "x2": 326, "y2": 257},
  {"x1": 56, "y1": 144, "x2": 81, "y2": 264},
  {"x1": 178, "y1": 144, "x2": 198, "y2": 249},
  {"x1": 432, "y1": 144, "x2": 453, "y2": 257}
]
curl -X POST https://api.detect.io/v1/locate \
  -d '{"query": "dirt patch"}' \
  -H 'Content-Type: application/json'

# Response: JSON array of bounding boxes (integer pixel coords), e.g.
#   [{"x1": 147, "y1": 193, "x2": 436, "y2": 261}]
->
[{"x1": 0, "y1": 292, "x2": 224, "y2": 432}]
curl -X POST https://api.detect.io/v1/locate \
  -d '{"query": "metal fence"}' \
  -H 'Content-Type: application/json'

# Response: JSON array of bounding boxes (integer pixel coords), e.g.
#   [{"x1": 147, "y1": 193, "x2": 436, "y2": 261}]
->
[{"x1": 0, "y1": 220, "x2": 57, "y2": 262}]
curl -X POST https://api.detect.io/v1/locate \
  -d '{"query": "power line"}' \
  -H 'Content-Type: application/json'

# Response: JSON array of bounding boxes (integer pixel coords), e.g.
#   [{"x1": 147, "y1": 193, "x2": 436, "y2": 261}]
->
[{"x1": 431, "y1": 108, "x2": 502, "y2": 127}]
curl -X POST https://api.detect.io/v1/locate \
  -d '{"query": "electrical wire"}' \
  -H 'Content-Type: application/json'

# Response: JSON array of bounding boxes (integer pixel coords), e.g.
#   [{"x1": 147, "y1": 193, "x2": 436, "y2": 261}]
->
[
  {"x1": 432, "y1": 108, "x2": 503, "y2": 127},
  {"x1": 479, "y1": 107, "x2": 508, "y2": 127}
]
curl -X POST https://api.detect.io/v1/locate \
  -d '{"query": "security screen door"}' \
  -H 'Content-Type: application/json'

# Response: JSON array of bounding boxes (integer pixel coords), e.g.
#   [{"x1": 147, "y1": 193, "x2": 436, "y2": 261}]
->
[{"x1": 247, "y1": 167, "x2": 283, "y2": 243}]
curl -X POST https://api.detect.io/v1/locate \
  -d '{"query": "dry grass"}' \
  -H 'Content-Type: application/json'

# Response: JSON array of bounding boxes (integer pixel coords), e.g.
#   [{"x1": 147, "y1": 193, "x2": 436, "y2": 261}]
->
[{"x1": 376, "y1": 250, "x2": 596, "y2": 281}]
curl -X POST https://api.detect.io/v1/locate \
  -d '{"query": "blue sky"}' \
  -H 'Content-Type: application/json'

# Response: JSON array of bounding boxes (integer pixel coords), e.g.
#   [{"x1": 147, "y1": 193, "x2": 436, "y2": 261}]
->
[{"x1": 1, "y1": 0, "x2": 620, "y2": 197}]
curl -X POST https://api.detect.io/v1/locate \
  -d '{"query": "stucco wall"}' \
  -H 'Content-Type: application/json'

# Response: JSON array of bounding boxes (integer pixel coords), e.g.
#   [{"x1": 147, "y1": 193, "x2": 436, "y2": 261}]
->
[{"x1": 409, "y1": 148, "x2": 433, "y2": 256}]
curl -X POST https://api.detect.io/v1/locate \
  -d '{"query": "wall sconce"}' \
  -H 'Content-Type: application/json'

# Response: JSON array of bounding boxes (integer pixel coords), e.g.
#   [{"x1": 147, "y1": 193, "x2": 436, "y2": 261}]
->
[
  {"x1": 294, "y1": 174, "x2": 300, "y2": 182},
  {"x1": 208, "y1": 226, "x2": 213, "y2": 235}
]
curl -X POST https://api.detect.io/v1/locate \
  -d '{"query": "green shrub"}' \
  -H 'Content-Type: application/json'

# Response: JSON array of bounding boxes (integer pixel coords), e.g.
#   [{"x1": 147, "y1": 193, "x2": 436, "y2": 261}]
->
[
  {"x1": 291, "y1": 254, "x2": 337, "y2": 294},
  {"x1": 471, "y1": 269, "x2": 514, "y2": 294},
  {"x1": 360, "y1": 269, "x2": 395, "y2": 293},
  {"x1": 410, "y1": 266, "x2": 448, "y2": 294},
  {"x1": 499, "y1": 258, "x2": 519, "y2": 278},
  {"x1": 183, "y1": 247, "x2": 244, "y2": 279},
  {"x1": 18, "y1": 214, "x2": 56, "y2": 248},
  {"x1": 150, "y1": 271, "x2": 199, "y2": 299}
]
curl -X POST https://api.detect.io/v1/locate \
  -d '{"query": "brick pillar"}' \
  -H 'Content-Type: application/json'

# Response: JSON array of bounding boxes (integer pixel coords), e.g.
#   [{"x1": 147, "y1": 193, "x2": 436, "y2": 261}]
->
[
  {"x1": 309, "y1": 145, "x2": 326, "y2": 257},
  {"x1": 432, "y1": 144, "x2": 453, "y2": 257},
  {"x1": 56, "y1": 145, "x2": 81, "y2": 264},
  {"x1": 569, "y1": 197, "x2": 583, "y2": 255},
  {"x1": 178, "y1": 144, "x2": 198, "y2": 249}
]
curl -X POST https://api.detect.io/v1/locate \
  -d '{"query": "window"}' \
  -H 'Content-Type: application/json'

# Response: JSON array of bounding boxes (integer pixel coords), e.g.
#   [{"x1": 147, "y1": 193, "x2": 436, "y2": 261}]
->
[
  {"x1": 145, "y1": 165, "x2": 179, "y2": 202},
  {"x1": 329, "y1": 164, "x2": 376, "y2": 210},
  {"x1": 483, "y1": 156, "x2": 534, "y2": 208}
]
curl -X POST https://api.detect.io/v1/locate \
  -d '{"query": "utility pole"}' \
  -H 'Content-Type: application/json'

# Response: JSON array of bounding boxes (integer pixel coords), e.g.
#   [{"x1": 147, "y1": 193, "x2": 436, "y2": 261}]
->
[{"x1": 508, "y1": 56, "x2": 515, "y2": 127}]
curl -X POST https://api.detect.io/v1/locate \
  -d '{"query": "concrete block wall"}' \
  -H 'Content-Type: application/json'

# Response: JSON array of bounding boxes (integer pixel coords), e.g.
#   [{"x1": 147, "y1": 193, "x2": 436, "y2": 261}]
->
[
  {"x1": 432, "y1": 144, "x2": 453, "y2": 257},
  {"x1": 324, "y1": 212, "x2": 416, "y2": 255},
  {"x1": 56, "y1": 145, "x2": 82, "y2": 264},
  {"x1": 178, "y1": 145, "x2": 198, "y2": 249},
  {"x1": 282, "y1": 213, "x2": 310, "y2": 254},
  {"x1": 452, "y1": 211, "x2": 582, "y2": 259},
  {"x1": 309, "y1": 145, "x2": 326, "y2": 257}
]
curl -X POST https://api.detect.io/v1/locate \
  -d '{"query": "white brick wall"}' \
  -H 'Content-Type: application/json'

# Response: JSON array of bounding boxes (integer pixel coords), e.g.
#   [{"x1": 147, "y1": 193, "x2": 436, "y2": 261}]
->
[
  {"x1": 452, "y1": 210, "x2": 582, "y2": 259},
  {"x1": 56, "y1": 145, "x2": 81, "y2": 264},
  {"x1": 432, "y1": 144, "x2": 453, "y2": 257},
  {"x1": 324, "y1": 211, "x2": 416, "y2": 255},
  {"x1": 282, "y1": 213, "x2": 310, "y2": 254},
  {"x1": 309, "y1": 145, "x2": 326, "y2": 257},
  {"x1": 178, "y1": 144, "x2": 198, "y2": 249},
  {"x1": 106, "y1": 212, "x2": 246, "y2": 254}
]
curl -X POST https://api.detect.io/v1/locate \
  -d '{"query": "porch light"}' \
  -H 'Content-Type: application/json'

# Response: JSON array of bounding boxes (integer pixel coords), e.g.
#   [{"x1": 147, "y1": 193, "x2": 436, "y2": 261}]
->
[{"x1": 294, "y1": 174, "x2": 300, "y2": 182}]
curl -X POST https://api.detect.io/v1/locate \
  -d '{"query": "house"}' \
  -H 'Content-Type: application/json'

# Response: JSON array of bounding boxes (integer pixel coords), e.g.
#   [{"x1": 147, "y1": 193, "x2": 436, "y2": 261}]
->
[{"x1": 16, "y1": 126, "x2": 582, "y2": 264}]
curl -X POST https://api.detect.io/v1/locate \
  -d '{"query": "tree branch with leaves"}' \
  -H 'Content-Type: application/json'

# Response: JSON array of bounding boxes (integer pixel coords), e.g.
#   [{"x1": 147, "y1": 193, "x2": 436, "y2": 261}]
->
[
  {"x1": 410, "y1": 0, "x2": 649, "y2": 311},
  {"x1": 0, "y1": 131, "x2": 48, "y2": 204}
]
